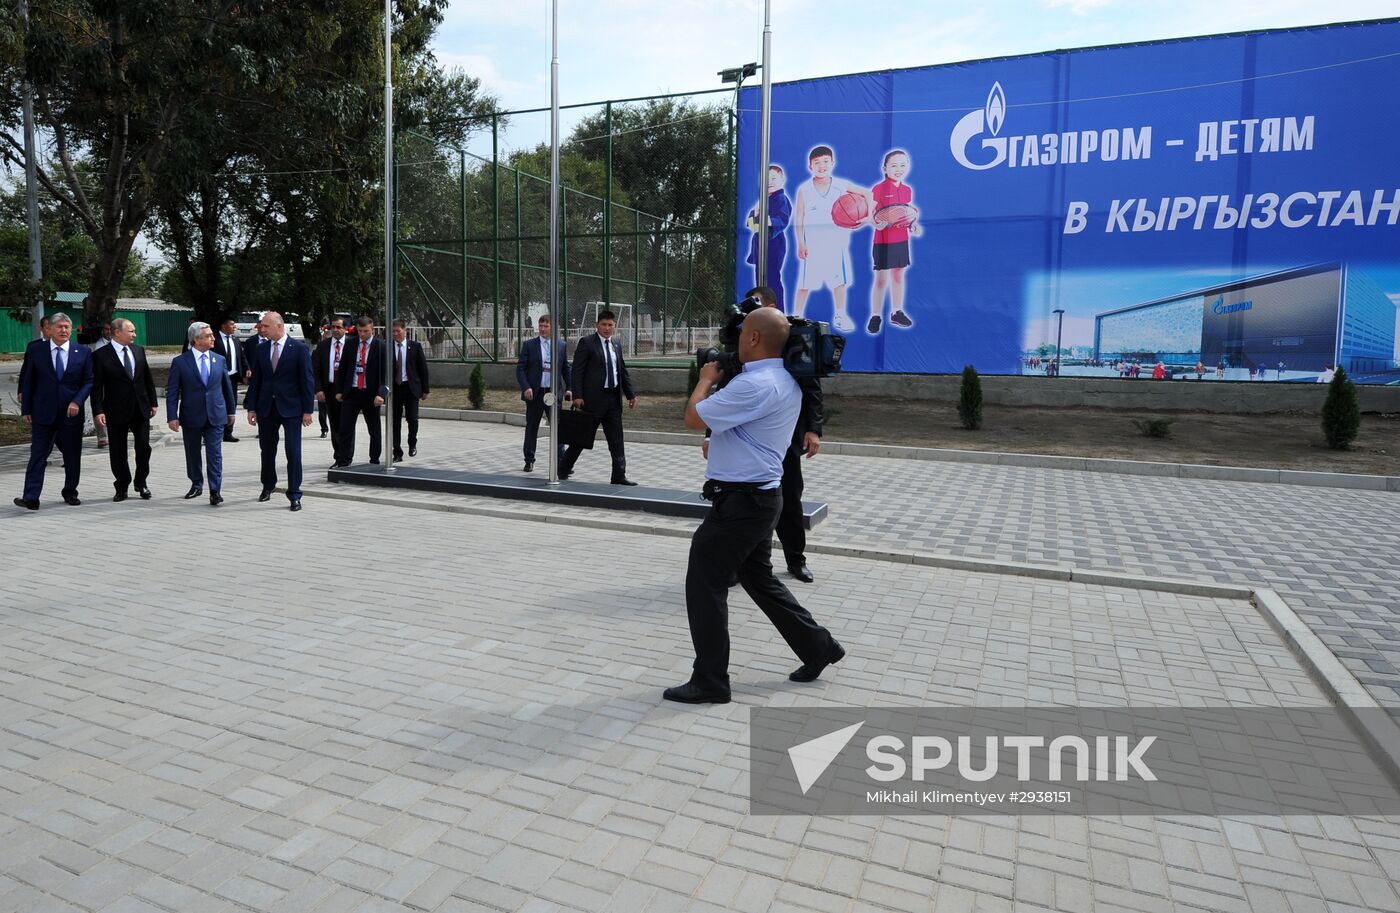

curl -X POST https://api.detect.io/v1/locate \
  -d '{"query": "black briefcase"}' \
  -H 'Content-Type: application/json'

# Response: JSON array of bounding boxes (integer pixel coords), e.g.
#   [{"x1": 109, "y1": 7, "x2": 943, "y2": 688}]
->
[{"x1": 558, "y1": 408, "x2": 600, "y2": 449}]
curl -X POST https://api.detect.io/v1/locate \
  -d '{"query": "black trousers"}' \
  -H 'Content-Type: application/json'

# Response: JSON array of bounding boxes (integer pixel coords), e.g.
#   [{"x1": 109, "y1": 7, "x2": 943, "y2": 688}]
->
[
  {"x1": 224, "y1": 377, "x2": 241, "y2": 439},
  {"x1": 106, "y1": 415, "x2": 152, "y2": 492},
  {"x1": 392, "y1": 383, "x2": 419, "y2": 456},
  {"x1": 776, "y1": 446, "x2": 806, "y2": 568},
  {"x1": 684, "y1": 487, "x2": 837, "y2": 692},
  {"x1": 322, "y1": 395, "x2": 345, "y2": 461},
  {"x1": 521, "y1": 388, "x2": 564, "y2": 464},
  {"x1": 560, "y1": 399, "x2": 625, "y2": 480},
  {"x1": 22, "y1": 417, "x2": 82, "y2": 501},
  {"x1": 339, "y1": 391, "x2": 381, "y2": 463}
]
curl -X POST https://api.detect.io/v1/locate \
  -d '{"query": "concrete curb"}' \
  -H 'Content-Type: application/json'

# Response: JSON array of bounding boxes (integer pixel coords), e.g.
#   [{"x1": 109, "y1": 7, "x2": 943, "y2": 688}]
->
[
  {"x1": 417, "y1": 409, "x2": 1400, "y2": 492},
  {"x1": 306, "y1": 483, "x2": 1400, "y2": 785},
  {"x1": 1251, "y1": 588, "x2": 1400, "y2": 789}
]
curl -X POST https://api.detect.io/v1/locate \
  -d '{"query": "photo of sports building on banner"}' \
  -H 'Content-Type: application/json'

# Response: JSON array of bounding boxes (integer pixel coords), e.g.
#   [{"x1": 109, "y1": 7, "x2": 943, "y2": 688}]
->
[{"x1": 1020, "y1": 263, "x2": 1400, "y2": 383}]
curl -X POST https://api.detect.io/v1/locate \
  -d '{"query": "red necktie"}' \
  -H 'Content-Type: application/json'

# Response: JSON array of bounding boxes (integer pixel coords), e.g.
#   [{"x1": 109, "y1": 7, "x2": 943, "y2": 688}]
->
[{"x1": 357, "y1": 341, "x2": 367, "y2": 390}]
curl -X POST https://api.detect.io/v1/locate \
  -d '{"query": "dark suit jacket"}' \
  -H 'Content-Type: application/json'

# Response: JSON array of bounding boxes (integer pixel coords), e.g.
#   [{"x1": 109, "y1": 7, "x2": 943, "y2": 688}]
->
[
  {"x1": 213, "y1": 330, "x2": 244, "y2": 385},
  {"x1": 312, "y1": 336, "x2": 351, "y2": 396},
  {"x1": 571, "y1": 332, "x2": 633, "y2": 416},
  {"x1": 515, "y1": 335, "x2": 571, "y2": 400},
  {"x1": 244, "y1": 336, "x2": 315, "y2": 418},
  {"x1": 793, "y1": 377, "x2": 824, "y2": 450},
  {"x1": 91, "y1": 343, "x2": 158, "y2": 424},
  {"x1": 334, "y1": 335, "x2": 389, "y2": 399},
  {"x1": 390, "y1": 338, "x2": 431, "y2": 398},
  {"x1": 167, "y1": 349, "x2": 236, "y2": 428},
  {"x1": 16, "y1": 337, "x2": 43, "y2": 405},
  {"x1": 242, "y1": 333, "x2": 265, "y2": 378},
  {"x1": 20, "y1": 341, "x2": 94, "y2": 424}
]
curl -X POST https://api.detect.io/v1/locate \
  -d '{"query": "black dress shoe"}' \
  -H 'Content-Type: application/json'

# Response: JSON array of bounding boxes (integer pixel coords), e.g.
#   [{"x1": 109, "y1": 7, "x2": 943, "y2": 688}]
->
[
  {"x1": 224, "y1": 434, "x2": 239, "y2": 443},
  {"x1": 320, "y1": 430, "x2": 328, "y2": 438},
  {"x1": 789, "y1": 644, "x2": 846, "y2": 683},
  {"x1": 209, "y1": 492, "x2": 223, "y2": 506},
  {"x1": 369, "y1": 459, "x2": 380, "y2": 465},
  {"x1": 788, "y1": 564, "x2": 815, "y2": 584},
  {"x1": 13, "y1": 497, "x2": 38, "y2": 511},
  {"x1": 557, "y1": 470, "x2": 571, "y2": 480},
  {"x1": 662, "y1": 682, "x2": 731, "y2": 704},
  {"x1": 112, "y1": 491, "x2": 128, "y2": 503},
  {"x1": 409, "y1": 446, "x2": 416, "y2": 457},
  {"x1": 611, "y1": 477, "x2": 639, "y2": 486},
  {"x1": 137, "y1": 487, "x2": 152, "y2": 500},
  {"x1": 184, "y1": 486, "x2": 203, "y2": 499},
  {"x1": 62, "y1": 493, "x2": 81, "y2": 506},
  {"x1": 524, "y1": 462, "x2": 534, "y2": 472},
  {"x1": 289, "y1": 500, "x2": 302, "y2": 512},
  {"x1": 258, "y1": 490, "x2": 272, "y2": 502}
]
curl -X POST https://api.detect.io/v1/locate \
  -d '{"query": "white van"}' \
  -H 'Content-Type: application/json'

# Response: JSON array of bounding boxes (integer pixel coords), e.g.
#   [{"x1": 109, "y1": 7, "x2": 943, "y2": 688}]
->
[{"x1": 232, "y1": 311, "x2": 306, "y2": 340}]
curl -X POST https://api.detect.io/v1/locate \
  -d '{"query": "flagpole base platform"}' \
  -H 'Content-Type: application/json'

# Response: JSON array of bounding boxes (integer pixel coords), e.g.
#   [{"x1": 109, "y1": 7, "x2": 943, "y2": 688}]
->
[{"x1": 327, "y1": 464, "x2": 828, "y2": 529}]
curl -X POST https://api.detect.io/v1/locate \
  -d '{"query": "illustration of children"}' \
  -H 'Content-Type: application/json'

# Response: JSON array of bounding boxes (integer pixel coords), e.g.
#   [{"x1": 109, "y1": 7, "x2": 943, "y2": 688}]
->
[
  {"x1": 792, "y1": 145, "x2": 871, "y2": 332},
  {"x1": 745, "y1": 165, "x2": 792, "y2": 311},
  {"x1": 867, "y1": 149, "x2": 920, "y2": 334}
]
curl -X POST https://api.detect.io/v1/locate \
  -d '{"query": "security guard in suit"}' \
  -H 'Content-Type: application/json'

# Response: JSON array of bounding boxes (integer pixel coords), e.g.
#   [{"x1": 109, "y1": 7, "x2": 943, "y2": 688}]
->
[{"x1": 664, "y1": 307, "x2": 845, "y2": 705}]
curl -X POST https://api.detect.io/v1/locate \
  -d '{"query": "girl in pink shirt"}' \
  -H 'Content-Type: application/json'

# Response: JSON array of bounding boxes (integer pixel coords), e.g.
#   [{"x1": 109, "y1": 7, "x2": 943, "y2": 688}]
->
[{"x1": 867, "y1": 150, "x2": 921, "y2": 334}]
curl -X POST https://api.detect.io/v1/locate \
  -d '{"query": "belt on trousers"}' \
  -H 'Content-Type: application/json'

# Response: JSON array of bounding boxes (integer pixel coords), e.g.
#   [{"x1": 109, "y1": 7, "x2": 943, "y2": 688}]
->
[{"x1": 702, "y1": 479, "x2": 778, "y2": 501}]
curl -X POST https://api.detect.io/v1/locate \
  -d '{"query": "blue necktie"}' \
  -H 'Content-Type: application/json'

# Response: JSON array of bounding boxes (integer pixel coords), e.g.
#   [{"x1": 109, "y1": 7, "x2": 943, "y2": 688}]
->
[
  {"x1": 54, "y1": 345, "x2": 65, "y2": 377},
  {"x1": 199, "y1": 353, "x2": 209, "y2": 385}
]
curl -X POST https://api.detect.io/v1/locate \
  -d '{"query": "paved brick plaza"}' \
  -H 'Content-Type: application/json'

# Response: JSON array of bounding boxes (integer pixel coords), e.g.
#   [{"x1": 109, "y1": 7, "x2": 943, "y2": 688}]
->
[{"x1": 2, "y1": 420, "x2": 1399, "y2": 912}]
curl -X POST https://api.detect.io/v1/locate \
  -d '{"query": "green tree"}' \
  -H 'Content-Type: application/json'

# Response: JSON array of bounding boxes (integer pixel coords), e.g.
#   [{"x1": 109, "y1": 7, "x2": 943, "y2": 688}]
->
[
  {"x1": 1321, "y1": 366, "x2": 1361, "y2": 450},
  {"x1": 958, "y1": 365, "x2": 983, "y2": 430}
]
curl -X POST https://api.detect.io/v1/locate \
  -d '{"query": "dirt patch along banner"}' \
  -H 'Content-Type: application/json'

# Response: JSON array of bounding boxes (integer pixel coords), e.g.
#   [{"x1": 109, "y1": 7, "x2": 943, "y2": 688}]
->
[{"x1": 735, "y1": 19, "x2": 1400, "y2": 383}]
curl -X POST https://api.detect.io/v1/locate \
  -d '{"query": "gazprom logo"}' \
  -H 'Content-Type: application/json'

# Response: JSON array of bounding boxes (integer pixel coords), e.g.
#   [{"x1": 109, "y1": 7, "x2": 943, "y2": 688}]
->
[
  {"x1": 1211, "y1": 298, "x2": 1253, "y2": 315},
  {"x1": 950, "y1": 82, "x2": 1009, "y2": 171},
  {"x1": 950, "y1": 83, "x2": 1153, "y2": 171}
]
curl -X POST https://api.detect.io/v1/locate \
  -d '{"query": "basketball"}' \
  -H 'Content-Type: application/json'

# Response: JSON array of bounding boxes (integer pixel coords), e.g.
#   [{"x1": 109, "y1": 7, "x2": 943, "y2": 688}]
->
[{"x1": 831, "y1": 190, "x2": 868, "y2": 229}]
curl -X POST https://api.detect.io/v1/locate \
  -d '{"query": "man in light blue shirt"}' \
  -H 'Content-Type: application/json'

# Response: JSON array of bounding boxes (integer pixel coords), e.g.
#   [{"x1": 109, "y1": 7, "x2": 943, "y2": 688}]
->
[{"x1": 663, "y1": 307, "x2": 845, "y2": 705}]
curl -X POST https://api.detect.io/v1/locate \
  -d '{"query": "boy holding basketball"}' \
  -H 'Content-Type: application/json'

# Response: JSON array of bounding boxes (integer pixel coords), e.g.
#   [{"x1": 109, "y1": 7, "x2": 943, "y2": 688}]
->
[
  {"x1": 792, "y1": 145, "x2": 871, "y2": 333},
  {"x1": 868, "y1": 149, "x2": 921, "y2": 334}
]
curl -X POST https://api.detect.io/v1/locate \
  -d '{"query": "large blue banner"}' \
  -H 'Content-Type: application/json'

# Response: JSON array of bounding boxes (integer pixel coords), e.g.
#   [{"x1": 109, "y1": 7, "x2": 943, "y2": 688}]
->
[{"x1": 736, "y1": 20, "x2": 1400, "y2": 383}]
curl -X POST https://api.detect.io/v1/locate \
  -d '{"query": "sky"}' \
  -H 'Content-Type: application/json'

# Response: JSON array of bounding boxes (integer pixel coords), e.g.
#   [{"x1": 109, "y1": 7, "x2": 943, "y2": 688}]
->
[{"x1": 433, "y1": 0, "x2": 1399, "y2": 155}]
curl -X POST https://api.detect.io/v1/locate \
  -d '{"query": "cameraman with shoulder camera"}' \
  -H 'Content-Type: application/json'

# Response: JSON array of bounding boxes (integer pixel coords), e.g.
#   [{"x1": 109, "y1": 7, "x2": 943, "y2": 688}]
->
[{"x1": 664, "y1": 307, "x2": 845, "y2": 705}]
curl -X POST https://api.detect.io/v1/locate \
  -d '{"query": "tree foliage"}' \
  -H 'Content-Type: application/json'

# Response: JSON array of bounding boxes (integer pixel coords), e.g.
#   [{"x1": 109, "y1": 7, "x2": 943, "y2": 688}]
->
[{"x1": 1321, "y1": 365, "x2": 1361, "y2": 450}]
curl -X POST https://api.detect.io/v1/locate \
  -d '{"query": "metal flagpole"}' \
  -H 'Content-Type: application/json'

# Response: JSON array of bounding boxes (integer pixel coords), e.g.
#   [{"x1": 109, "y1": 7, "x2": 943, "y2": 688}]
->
[
  {"x1": 20, "y1": 0, "x2": 43, "y2": 338},
  {"x1": 382, "y1": 0, "x2": 396, "y2": 472},
  {"x1": 547, "y1": 0, "x2": 562, "y2": 483},
  {"x1": 755, "y1": 0, "x2": 774, "y2": 288}
]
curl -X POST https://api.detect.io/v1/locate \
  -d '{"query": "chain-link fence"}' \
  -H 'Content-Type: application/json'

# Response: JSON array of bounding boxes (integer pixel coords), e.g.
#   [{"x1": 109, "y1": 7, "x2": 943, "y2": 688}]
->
[{"x1": 394, "y1": 89, "x2": 739, "y2": 363}]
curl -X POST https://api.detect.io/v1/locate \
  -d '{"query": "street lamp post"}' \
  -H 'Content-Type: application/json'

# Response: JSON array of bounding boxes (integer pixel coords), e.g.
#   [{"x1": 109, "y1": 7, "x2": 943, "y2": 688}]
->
[
  {"x1": 1052, "y1": 308, "x2": 1066, "y2": 377},
  {"x1": 719, "y1": 62, "x2": 758, "y2": 285}
]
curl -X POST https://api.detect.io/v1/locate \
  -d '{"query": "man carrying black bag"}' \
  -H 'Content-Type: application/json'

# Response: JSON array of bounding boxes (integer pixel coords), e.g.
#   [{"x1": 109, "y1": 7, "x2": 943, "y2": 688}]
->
[{"x1": 664, "y1": 307, "x2": 845, "y2": 705}]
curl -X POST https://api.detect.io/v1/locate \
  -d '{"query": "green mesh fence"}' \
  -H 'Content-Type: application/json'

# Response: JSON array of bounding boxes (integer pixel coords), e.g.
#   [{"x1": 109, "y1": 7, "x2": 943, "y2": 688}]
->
[{"x1": 394, "y1": 90, "x2": 737, "y2": 364}]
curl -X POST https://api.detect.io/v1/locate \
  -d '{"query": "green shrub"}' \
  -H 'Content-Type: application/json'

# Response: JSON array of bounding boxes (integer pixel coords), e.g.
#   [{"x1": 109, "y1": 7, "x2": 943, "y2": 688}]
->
[
  {"x1": 957, "y1": 365, "x2": 983, "y2": 430},
  {"x1": 1321, "y1": 365, "x2": 1361, "y2": 449},
  {"x1": 468, "y1": 362, "x2": 486, "y2": 410},
  {"x1": 1131, "y1": 418, "x2": 1175, "y2": 438}
]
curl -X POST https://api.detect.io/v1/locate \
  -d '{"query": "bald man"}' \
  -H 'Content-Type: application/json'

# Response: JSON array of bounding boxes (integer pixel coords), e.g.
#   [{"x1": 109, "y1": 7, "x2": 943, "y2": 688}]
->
[
  {"x1": 664, "y1": 307, "x2": 844, "y2": 704},
  {"x1": 244, "y1": 311, "x2": 316, "y2": 511}
]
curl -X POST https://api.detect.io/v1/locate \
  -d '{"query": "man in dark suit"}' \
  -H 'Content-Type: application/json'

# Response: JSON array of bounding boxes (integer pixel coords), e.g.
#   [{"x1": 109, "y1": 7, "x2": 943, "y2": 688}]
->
[
  {"x1": 242, "y1": 314, "x2": 268, "y2": 384},
  {"x1": 312, "y1": 317, "x2": 350, "y2": 463},
  {"x1": 753, "y1": 285, "x2": 823, "y2": 583},
  {"x1": 213, "y1": 316, "x2": 243, "y2": 442},
  {"x1": 515, "y1": 314, "x2": 571, "y2": 472},
  {"x1": 558, "y1": 309, "x2": 637, "y2": 485},
  {"x1": 244, "y1": 311, "x2": 316, "y2": 510},
  {"x1": 333, "y1": 315, "x2": 387, "y2": 466},
  {"x1": 15, "y1": 312, "x2": 93, "y2": 510},
  {"x1": 390, "y1": 319, "x2": 431, "y2": 461},
  {"x1": 15, "y1": 314, "x2": 52, "y2": 410},
  {"x1": 90, "y1": 317, "x2": 159, "y2": 502},
  {"x1": 167, "y1": 321, "x2": 236, "y2": 505}
]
